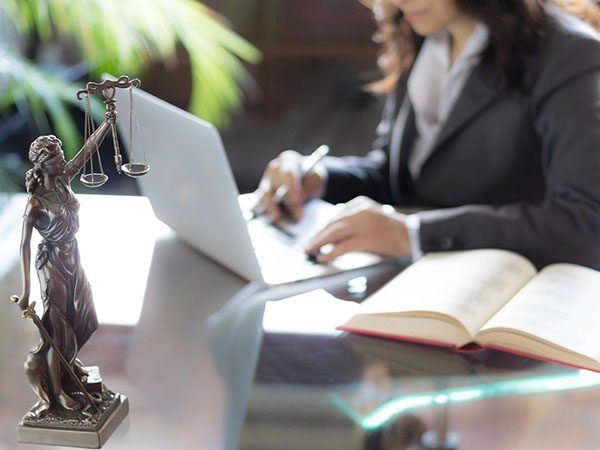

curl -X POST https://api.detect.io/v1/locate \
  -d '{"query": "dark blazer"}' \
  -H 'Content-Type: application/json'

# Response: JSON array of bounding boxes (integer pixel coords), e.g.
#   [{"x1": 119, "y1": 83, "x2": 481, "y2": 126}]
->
[{"x1": 322, "y1": 11, "x2": 600, "y2": 269}]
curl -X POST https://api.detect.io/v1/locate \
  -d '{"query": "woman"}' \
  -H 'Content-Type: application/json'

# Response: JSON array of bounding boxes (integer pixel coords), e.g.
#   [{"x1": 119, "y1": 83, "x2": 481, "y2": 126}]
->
[
  {"x1": 15, "y1": 126, "x2": 113, "y2": 415},
  {"x1": 254, "y1": 0, "x2": 600, "y2": 269}
]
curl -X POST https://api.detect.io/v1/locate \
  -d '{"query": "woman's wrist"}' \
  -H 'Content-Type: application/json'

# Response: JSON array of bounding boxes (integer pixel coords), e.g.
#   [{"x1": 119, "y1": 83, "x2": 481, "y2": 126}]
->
[{"x1": 382, "y1": 205, "x2": 421, "y2": 259}]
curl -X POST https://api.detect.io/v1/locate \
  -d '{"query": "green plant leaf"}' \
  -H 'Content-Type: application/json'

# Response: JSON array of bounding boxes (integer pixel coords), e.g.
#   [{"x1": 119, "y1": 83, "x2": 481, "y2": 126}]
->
[
  {"x1": 0, "y1": 49, "x2": 93, "y2": 156},
  {"x1": 22, "y1": 0, "x2": 261, "y2": 125},
  {"x1": 0, "y1": 0, "x2": 261, "y2": 169}
]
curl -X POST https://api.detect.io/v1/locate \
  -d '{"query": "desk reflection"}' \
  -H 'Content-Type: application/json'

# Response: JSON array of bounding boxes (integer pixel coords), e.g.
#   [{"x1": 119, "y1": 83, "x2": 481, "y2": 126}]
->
[{"x1": 240, "y1": 291, "x2": 600, "y2": 450}]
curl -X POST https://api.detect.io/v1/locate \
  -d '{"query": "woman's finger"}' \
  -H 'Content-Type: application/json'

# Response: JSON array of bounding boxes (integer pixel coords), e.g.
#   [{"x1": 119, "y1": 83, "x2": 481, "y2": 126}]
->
[
  {"x1": 253, "y1": 152, "x2": 307, "y2": 221},
  {"x1": 276, "y1": 157, "x2": 304, "y2": 220},
  {"x1": 262, "y1": 188, "x2": 282, "y2": 222},
  {"x1": 305, "y1": 220, "x2": 354, "y2": 254},
  {"x1": 317, "y1": 236, "x2": 364, "y2": 263}
]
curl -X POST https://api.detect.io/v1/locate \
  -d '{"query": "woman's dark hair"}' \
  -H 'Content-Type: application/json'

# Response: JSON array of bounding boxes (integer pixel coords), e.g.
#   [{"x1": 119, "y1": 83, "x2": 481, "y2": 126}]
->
[{"x1": 366, "y1": 0, "x2": 600, "y2": 94}]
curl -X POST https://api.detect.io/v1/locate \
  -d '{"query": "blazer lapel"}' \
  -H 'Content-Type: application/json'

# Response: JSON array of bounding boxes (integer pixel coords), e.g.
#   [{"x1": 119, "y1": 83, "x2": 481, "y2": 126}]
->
[
  {"x1": 432, "y1": 68, "x2": 499, "y2": 152},
  {"x1": 389, "y1": 96, "x2": 418, "y2": 204}
]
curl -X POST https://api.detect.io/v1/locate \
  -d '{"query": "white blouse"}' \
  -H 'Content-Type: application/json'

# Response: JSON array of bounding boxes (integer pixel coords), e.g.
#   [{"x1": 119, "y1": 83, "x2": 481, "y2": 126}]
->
[{"x1": 406, "y1": 24, "x2": 489, "y2": 179}]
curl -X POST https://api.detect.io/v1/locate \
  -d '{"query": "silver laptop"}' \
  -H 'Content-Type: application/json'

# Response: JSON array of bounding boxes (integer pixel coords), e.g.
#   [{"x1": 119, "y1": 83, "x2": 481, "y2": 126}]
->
[{"x1": 114, "y1": 87, "x2": 380, "y2": 285}]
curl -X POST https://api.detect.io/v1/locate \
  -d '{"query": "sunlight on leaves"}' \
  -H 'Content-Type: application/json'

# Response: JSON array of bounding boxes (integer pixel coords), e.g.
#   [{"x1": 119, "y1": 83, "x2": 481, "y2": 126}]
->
[{"x1": 0, "y1": 0, "x2": 261, "y2": 160}]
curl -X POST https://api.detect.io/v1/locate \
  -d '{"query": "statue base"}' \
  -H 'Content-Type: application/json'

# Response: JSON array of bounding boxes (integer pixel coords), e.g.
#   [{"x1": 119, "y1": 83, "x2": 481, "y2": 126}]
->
[{"x1": 16, "y1": 367, "x2": 128, "y2": 448}]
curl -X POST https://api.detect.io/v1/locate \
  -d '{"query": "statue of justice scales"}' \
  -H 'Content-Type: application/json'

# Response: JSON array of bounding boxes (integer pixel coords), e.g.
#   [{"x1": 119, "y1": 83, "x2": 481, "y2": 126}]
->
[{"x1": 9, "y1": 75, "x2": 148, "y2": 448}]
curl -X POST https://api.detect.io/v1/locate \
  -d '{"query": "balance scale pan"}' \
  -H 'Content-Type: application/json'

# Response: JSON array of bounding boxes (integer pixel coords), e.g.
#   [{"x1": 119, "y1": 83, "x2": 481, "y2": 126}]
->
[
  {"x1": 121, "y1": 163, "x2": 150, "y2": 178},
  {"x1": 80, "y1": 173, "x2": 108, "y2": 188}
]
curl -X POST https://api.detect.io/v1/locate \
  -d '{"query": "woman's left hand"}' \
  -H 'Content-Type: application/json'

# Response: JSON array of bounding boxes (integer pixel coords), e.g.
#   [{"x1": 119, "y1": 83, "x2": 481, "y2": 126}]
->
[{"x1": 305, "y1": 196, "x2": 412, "y2": 263}]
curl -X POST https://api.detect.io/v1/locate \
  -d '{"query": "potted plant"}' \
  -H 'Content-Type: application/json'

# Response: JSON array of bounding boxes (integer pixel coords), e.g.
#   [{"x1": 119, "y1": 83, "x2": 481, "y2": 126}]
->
[{"x1": 0, "y1": 0, "x2": 260, "y2": 190}]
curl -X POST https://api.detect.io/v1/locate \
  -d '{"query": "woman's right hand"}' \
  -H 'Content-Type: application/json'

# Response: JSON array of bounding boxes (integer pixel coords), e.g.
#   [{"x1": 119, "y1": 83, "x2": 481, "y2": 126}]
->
[{"x1": 253, "y1": 150, "x2": 326, "y2": 222}]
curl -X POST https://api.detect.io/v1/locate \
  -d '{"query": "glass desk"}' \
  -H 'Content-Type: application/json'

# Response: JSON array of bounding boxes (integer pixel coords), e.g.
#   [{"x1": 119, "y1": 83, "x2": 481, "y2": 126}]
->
[
  {"x1": 0, "y1": 193, "x2": 400, "y2": 449},
  {"x1": 1, "y1": 194, "x2": 599, "y2": 450},
  {"x1": 239, "y1": 280, "x2": 600, "y2": 450}
]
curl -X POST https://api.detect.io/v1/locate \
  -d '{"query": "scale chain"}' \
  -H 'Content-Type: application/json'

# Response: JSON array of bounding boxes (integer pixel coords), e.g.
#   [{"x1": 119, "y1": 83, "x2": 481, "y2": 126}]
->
[
  {"x1": 134, "y1": 93, "x2": 148, "y2": 164},
  {"x1": 128, "y1": 87, "x2": 133, "y2": 166},
  {"x1": 84, "y1": 94, "x2": 93, "y2": 181},
  {"x1": 128, "y1": 86, "x2": 148, "y2": 166},
  {"x1": 83, "y1": 94, "x2": 104, "y2": 185}
]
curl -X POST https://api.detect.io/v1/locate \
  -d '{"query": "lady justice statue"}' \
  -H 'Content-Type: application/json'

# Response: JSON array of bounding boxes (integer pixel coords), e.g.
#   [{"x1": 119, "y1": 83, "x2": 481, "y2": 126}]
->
[{"x1": 9, "y1": 75, "x2": 147, "y2": 448}]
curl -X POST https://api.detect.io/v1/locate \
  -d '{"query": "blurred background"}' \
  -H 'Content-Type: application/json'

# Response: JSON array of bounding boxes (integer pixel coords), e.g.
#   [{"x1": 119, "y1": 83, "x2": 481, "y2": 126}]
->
[{"x1": 0, "y1": 0, "x2": 383, "y2": 197}]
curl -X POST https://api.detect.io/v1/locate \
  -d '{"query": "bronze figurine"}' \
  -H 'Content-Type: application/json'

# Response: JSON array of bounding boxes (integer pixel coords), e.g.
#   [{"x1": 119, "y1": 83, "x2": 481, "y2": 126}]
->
[{"x1": 10, "y1": 76, "x2": 145, "y2": 448}]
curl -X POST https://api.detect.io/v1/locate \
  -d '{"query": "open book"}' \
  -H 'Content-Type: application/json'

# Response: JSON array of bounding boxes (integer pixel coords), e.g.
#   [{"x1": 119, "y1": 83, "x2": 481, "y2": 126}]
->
[{"x1": 340, "y1": 249, "x2": 600, "y2": 372}]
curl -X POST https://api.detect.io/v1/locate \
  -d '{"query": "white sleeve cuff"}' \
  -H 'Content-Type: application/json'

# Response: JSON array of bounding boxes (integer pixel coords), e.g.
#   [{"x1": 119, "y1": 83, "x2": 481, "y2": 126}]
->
[
  {"x1": 381, "y1": 206, "x2": 423, "y2": 262},
  {"x1": 405, "y1": 214, "x2": 423, "y2": 261}
]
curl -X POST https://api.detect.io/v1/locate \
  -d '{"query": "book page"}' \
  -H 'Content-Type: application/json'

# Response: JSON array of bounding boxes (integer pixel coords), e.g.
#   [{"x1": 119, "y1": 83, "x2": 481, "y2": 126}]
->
[
  {"x1": 478, "y1": 264, "x2": 600, "y2": 360},
  {"x1": 356, "y1": 250, "x2": 536, "y2": 337}
]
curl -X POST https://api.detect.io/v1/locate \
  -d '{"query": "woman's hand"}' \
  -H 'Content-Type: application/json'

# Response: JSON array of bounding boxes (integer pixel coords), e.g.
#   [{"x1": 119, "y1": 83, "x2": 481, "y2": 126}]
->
[
  {"x1": 254, "y1": 150, "x2": 325, "y2": 222},
  {"x1": 305, "y1": 196, "x2": 412, "y2": 263}
]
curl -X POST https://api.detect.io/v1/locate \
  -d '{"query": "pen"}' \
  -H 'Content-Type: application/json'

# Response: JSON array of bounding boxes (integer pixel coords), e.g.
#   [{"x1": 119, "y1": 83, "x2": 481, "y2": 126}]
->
[{"x1": 252, "y1": 144, "x2": 330, "y2": 218}]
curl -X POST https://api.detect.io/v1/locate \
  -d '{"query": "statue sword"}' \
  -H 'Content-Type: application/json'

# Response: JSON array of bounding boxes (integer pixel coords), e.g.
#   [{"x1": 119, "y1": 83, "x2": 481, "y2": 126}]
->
[{"x1": 10, "y1": 295, "x2": 100, "y2": 414}]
